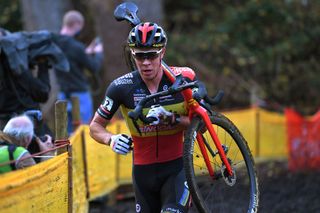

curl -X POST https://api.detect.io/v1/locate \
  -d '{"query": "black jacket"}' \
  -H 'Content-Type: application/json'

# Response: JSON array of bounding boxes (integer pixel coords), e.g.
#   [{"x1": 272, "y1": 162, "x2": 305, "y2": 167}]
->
[
  {"x1": 0, "y1": 30, "x2": 69, "y2": 115},
  {"x1": 0, "y1": 30, "x2": 69, "y2": 75},
  {"x1": 0, "y1": 53, "x2": 50, "y2": 115},
  {"x1": 53, "y1": 35, "x2": 103, "y2": 93}
]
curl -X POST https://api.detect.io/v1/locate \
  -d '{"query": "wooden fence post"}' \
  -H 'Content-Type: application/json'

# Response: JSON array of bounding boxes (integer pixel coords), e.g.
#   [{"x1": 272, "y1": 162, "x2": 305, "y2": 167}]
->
[
  {"x1": 81, "y1": 130, "x2": 90, "y2": 199},
  {"x1": 55, "y1": 100, "x2": 68, "y2": 154},
  {"x1": 54, "y1": 100, "x2": 73, "y2": 212}
]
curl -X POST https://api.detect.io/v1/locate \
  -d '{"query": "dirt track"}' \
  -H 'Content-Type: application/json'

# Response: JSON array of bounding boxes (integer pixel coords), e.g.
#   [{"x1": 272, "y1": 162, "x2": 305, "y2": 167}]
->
[
  {"x1": 90, "y1": 159, "x2": 320, "y2": 213},
  {"x1": 257, "y1": 159, "x2": 320, "y2": 212}
]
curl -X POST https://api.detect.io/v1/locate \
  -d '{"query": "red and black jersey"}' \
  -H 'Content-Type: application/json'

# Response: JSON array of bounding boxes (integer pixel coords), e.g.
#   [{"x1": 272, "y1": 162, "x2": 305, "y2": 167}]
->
[{"x1": 97, "y1": 67, "x2": 196, "y2": 165}]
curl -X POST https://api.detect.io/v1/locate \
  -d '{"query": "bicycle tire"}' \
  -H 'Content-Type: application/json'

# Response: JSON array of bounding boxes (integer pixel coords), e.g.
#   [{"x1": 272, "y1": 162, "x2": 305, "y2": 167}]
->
[{"x1": 184, "y1": 111, "x2": 259, "y2": 213}]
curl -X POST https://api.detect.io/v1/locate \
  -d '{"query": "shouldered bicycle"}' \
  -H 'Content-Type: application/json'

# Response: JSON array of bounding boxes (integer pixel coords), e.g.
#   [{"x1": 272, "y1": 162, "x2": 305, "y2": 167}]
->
[{"x1": 114, "y1": 2, "x2": 259, "y2": 212}]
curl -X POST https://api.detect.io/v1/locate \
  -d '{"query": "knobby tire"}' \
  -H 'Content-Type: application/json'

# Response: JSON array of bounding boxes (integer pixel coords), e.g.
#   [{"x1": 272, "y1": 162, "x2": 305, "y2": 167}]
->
[{"x1": 183, "y1": 111, "x2": 259, "y2": 213}]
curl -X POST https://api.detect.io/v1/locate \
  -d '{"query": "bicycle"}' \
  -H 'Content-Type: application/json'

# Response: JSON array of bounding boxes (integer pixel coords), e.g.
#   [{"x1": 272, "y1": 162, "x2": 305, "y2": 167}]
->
[{"x1": 114, "y1": 2, "x2": 259, "y2": 213}]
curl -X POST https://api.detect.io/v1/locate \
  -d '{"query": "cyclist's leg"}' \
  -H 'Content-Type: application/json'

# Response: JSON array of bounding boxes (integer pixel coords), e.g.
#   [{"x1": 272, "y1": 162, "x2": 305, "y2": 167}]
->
[
  {"x1": 133, "y1": 164, "x2": 161, "y2": 213},
  {"x1": 160, "y1": 158, "x2": 191, "y2": 213}
]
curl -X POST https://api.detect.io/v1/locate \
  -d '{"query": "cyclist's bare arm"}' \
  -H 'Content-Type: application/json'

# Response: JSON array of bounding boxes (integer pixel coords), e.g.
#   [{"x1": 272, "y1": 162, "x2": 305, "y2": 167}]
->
[{"x1": 89, "y1": 112, "x2": 113, "y2": 146}]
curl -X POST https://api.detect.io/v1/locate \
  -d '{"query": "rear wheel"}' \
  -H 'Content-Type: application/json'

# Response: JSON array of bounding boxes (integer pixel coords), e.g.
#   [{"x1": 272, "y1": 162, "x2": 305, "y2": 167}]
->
[{"x1": 183, "y1": 112, "x2": 259, "y2": 213}]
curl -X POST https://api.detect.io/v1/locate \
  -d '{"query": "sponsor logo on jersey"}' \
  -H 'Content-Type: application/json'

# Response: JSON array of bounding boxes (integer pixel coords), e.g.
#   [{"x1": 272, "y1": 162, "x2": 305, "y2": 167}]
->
[
  {"x1": 121, "y1": 73, "x2": 133, "y2": 79},
  {"x1": 161, "y1": 207, "x2": 183, "y2": 213},
  {"x1": 114, "y1": 78, "x2": 133, "y2": 86},
  {"x1": 139, "y1": 124, "x2": 174, "y2": 133},
  {"x1": 102, "y1": 96, "x2": 113, "y2": 111},
  {"x1": 133, "y1": 94, "x2": 146, "y2": 106},
  {"x1": 133, "y1": 88, "x2": 147, "y2": 106},
  {"x1": 114, "y1": 73, "x2": 134, "y2": 85},
  {"x1": 135, "y1": 88, "x2": 146, "y2": 94}
]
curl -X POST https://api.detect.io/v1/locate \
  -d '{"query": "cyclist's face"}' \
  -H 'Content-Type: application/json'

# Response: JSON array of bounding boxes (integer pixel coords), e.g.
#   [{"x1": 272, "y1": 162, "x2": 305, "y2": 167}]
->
[{"x1": 132, "y1": 48, "x2": 165, "y2": 81}]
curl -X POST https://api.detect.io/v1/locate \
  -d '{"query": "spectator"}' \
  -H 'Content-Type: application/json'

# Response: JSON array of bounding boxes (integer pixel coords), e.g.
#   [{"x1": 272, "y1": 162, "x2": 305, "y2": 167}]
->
[
  {"x1": 54, "y1": 10, "x2": 103, "y2": 133},
  {"x1": 0, "y1": 30, "x2": 51, "y2": 134},
  {"x1": 0, "y1": 115, "x2": 54, "y2": 174},
  {"x1": 1, "y1": 27, "x2": 70, "y2": 160}
]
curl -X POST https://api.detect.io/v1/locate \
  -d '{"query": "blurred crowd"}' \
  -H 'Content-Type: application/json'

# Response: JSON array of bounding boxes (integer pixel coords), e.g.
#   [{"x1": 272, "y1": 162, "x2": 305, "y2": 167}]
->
[{"x1": 0, "y1": 10, "x2": 103, "y2": 174}]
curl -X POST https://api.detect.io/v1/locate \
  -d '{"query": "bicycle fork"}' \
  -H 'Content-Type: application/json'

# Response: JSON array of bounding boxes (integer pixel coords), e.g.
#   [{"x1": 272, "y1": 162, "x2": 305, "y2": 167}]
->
[{"x1": 193, "y1": 106, "x2": 233, "y2": 178}]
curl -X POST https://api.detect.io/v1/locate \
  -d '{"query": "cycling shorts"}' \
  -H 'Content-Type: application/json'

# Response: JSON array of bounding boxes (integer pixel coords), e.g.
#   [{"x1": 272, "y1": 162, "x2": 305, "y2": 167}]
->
[{"x1": 132, "y1": 157, "x2": 191, "y2": 213}]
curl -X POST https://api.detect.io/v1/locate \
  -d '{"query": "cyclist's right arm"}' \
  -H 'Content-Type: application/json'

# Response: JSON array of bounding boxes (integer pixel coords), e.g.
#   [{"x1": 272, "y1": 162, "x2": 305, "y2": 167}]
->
[
  {"x1": 89, "y1": 81, "x2": 121, "y2": 146},
  {"x1": 89, "y1": 112, "x2": 113, "y2": 146}
]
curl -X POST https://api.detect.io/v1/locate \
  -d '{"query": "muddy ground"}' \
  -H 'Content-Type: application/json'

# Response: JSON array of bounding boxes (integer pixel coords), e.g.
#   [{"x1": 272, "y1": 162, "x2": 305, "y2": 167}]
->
[{"x1": 89, "y1": 159, "x2": 320, "y2": 213}]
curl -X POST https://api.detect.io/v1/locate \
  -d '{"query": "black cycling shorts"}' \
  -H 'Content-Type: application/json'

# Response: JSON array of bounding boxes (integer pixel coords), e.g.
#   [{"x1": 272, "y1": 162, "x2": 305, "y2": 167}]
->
[{"x1": 132, "y1": 157, "x2": 190, "y2": 213}]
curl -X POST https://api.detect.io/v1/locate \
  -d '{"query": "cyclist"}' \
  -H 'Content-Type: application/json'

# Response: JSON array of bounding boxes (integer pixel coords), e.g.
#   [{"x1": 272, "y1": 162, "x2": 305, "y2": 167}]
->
[{"x1": 89, "y1": 22, "x2": 196, "y2": 213}]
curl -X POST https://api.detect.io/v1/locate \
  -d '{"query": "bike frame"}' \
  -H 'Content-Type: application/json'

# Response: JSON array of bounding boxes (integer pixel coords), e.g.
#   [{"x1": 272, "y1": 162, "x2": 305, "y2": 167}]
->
[{"x1": 161, "y1": 63, "x2": 233, "y2": 177}]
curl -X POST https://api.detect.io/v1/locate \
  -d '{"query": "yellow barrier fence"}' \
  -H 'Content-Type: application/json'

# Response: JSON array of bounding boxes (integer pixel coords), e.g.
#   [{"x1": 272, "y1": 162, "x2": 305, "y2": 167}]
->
[
  {"x1": 0, "y1": 107, "x2": 288, "y2": 212},
  {"x1": 225, "y1": 107, "x2": 287, "y2": 158},
  {"x1": 83, "y1": 126, "x2": 117, "y2": 201},
  {"x1": 70, "y1": 126, "x2": 89, "y2": 212},
  {"x1": 0, "y1": 127, "x2": 89, "y2": 213},
  {"x1": 0, "y1": 153, "x2": 69, "y2": 213}
]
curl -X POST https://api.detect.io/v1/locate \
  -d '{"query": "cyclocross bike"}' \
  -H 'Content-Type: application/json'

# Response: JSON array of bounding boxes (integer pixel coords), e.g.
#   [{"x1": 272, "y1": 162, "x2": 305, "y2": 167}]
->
[{"x1": 114, "y1": 2, "x2": 259, "y2": 213}]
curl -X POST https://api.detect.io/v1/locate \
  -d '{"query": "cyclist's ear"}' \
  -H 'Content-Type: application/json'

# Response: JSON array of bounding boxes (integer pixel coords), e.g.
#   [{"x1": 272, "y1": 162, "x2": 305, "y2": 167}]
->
[{"x1": 160, "y1": 47, "x2": 166, "y2": 59}]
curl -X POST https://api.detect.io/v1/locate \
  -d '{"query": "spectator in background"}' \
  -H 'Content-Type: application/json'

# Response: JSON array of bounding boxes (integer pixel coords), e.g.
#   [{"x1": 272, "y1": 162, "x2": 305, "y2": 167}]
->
[
  {"x1": 0, "y1": 28, "x2": 52, "y2": 136},
  {"x1": 54, "y1": 10, "x2": 103, "y2": 133},
  {"x1": 0, "y1": 115, "x2": 54, "y2": 174}
]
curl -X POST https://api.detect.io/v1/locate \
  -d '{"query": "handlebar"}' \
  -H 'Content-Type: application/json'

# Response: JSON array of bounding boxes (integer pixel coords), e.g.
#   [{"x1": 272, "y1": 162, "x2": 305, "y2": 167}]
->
[
  {"x1": 128, "y1": 78, "x2": 198, "y2": 123},
  {"x1": 193, "y1": 81, "x2": 224, "y2": 106},
  {"x1": 128, "y1": 76, "x2": 224, "y2": 125}
]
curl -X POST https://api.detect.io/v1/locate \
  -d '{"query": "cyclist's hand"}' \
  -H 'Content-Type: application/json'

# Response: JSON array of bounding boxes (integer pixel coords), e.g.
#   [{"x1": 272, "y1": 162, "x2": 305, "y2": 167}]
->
[
  {"x1": 146, "y1": 105, "x2": 173, "y2": 125},
  {"x1": 110, "y1": 134, "x2": 133, "y2": 155}
]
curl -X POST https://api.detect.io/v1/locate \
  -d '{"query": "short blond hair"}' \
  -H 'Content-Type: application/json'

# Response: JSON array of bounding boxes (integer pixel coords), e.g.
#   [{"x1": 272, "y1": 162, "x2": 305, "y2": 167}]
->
[{"x1": 63, "y1": 10, "x2": 84, "y2": 27}]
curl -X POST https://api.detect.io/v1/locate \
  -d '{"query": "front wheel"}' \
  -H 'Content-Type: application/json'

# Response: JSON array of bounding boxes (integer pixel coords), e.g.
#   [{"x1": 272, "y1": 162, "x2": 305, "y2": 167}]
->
[{"x1": 183, "y1": 112, "x2": 259, "y2": 213}]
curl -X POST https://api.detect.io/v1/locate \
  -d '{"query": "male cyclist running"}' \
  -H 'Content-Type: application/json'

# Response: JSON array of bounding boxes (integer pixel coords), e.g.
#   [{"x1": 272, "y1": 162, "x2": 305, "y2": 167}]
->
[{"x1": 90, "y1": 22, "x2": 196, "y2": 213}]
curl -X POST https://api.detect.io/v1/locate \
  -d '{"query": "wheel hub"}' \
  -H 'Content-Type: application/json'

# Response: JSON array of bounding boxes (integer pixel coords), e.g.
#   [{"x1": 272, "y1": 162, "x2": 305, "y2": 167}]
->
[{"x1": 221, "y1": 163, "x2": 236, "y2": 186}]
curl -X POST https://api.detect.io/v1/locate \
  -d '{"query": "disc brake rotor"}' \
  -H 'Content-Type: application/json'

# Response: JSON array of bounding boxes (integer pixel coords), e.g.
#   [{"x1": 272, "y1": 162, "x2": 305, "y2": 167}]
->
[{"x1": 221, "y1": 163, "x2": 237, "y2": 186}]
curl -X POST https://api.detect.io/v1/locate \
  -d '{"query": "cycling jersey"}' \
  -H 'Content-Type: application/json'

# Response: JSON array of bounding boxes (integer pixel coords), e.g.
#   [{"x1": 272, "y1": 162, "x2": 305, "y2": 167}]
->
[{"x1": 97, "y1": 67, "x2": 196, "y2": 165}]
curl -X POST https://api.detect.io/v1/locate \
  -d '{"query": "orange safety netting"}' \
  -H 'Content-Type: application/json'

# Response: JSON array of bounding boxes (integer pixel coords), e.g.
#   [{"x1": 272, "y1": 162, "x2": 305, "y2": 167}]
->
[{"x1": 285, "y1": 108, "x2": 320, "y2": 171}]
